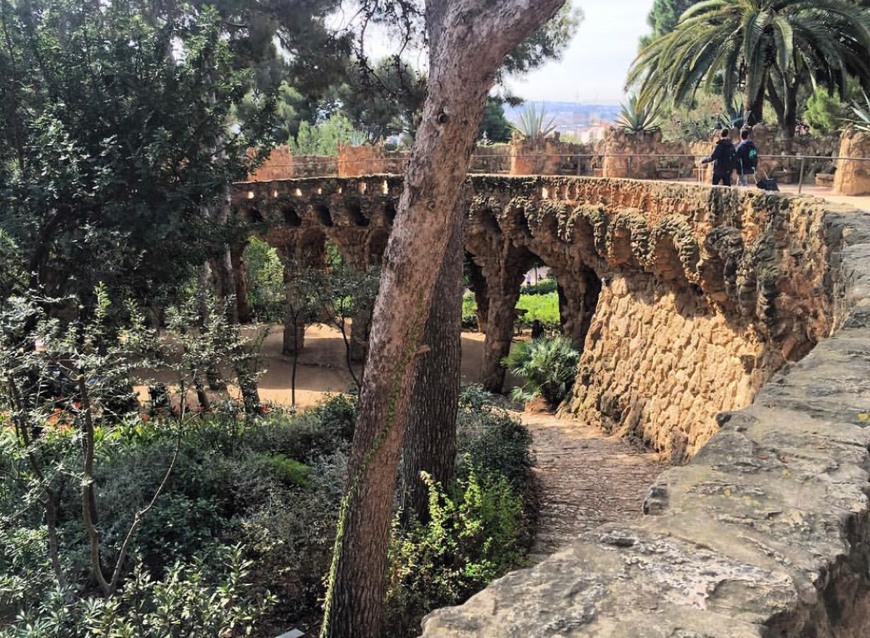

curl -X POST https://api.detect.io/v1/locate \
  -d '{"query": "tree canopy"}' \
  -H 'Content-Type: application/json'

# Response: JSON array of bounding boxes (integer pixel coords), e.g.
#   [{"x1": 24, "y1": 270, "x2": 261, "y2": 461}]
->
[
  {"x1": 0, "y1": 0, "x2": 282, "y2": 304},
  {"x1": 628, "y1": 0, "x2": 870, "y2": 136}
]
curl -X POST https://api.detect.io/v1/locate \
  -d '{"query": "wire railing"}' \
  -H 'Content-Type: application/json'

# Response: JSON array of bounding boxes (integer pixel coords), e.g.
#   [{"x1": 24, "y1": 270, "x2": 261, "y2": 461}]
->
[{"x1": 249, "y1": 152, "x2": 870, "y2": 196}]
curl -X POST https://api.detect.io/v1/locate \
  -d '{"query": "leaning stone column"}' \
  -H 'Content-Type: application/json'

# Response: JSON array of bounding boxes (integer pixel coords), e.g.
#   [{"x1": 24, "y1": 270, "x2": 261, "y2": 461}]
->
[
  {"x1": 481, "y1": 269, "x2": 524, "y2": 393},
  {"x1": 557, "y1": 266, "x2": 602, "y2": 349},
  {"x1": 281, "y1": 251, "x2": 306, "y2": 355}
]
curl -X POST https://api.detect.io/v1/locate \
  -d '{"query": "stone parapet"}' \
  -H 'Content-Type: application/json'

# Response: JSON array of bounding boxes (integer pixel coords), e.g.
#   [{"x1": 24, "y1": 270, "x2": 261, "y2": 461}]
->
[{"x1": 834, "y1": 129, "x2": 870, "y2": 196}]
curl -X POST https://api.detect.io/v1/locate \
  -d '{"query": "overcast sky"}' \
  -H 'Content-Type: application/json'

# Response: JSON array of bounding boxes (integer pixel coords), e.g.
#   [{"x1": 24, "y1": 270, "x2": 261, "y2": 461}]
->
[{"x1": 504, "y1": 0, "x2": 655, "y2": 104}]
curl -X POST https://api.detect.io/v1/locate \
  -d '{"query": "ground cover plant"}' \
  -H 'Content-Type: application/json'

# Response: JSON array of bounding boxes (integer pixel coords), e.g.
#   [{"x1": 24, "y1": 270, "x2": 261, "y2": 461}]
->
[
  {"x1": 502, "y1": 335, "x2": 580, "y2": 410},
  {"x1": 0, "y1": 285, "x2": 534, "y2": 637}
]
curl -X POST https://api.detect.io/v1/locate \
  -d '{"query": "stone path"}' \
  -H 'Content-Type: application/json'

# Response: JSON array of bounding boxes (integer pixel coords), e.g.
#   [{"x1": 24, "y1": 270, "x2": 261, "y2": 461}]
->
[{"x1": 521, "y1": 411, "x2": 665, "y2": 558}]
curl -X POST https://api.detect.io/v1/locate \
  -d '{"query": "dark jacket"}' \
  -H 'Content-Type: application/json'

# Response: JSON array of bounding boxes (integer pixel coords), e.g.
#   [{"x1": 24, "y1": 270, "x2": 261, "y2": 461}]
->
[
  {"x1": 704, "y1": 138, "x2": 736, "y2": 175},
  {"x1": 735, "y1": 140, "x2": 758, "y2": 175}
]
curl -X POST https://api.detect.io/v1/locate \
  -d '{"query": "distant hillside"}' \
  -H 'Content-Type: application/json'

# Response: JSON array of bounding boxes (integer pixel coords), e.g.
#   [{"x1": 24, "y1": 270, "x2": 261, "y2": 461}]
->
[{"x1": 505, "y1": 102, "x2": 621, "y2": 135}]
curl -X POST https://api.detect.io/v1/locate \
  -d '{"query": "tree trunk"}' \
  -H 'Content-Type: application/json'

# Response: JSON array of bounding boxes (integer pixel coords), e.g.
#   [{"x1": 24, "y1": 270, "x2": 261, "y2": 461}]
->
[
  {"x1": 400, "y1": 209, "x2": 463, "y2": 526},
  {"x1": 744, "y1": 83, "x2": 765, "y2": 127},
  {"x1": 318, "y1": 2, "x2": 566, "y2": 637}
]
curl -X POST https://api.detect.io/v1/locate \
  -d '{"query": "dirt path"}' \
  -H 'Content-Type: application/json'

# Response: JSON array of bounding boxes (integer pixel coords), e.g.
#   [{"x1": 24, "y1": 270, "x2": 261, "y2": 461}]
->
[{"x1": 522, "y1": 411, "x2": 665, "y2": 558}]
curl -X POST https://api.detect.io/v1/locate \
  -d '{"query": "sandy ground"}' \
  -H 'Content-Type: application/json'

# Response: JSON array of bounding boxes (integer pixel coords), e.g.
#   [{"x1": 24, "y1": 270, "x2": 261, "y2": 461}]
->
[{"x1": 137, "y1": 324, "x2": 521, "y2": 410}]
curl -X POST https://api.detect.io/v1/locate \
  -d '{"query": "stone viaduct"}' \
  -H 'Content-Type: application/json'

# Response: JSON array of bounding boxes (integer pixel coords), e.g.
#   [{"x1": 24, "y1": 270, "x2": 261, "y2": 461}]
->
[
  {"x1": 231, "y1": 174, "x2": 870, "y2": 635},
  {"x1": 232, "y1": 175, "x2": 835, "y2": 460}
]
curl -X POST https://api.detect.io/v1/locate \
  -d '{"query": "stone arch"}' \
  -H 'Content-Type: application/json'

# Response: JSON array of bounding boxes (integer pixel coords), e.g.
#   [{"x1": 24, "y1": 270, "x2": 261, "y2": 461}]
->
[
  {"x1": 314, "y1": 203, "x2": 334, "y2": 227},
  {"x1": 281, "y1": 204, "x2": 302, "y2": 227},
  {"x1": 297, "y1": 228, "x2": 328, "y2": 266},
  {"x1": 244, "y1": 207, "x2": 264, "y2": 224},
  {"x1": 346, "y1": 200, "x2": 369, "y2": 227}
]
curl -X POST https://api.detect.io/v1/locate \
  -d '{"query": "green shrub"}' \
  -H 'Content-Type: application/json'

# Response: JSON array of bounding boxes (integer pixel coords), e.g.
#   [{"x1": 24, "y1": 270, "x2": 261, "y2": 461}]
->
[
  {"x1": 385, "y1": 472, "x2": 526, "y2": 637},
  {"x1": 243, "y1": 237, "x2": 285, "y2": 322},
  {"x1": 461, "y1": 290, "x2": 560, "y2": 331},
  {"x1": 502, "y1": 335, "x2": 580, "y2": 409},
  {"x1": 1, "y1": 545, "x2": 273, "y2": 638},
  {"x1": 265, "y1": 454, "x2": 312, "y2": 487},
  {"x1": 520, "y1": 278, "x2": 557, "y2": 296},
  {"x1": 385, "y1": 395, "x2": 534, "y2": 636},
  {"x1": 456, "y1": 402, "x2": 533, "y2": 491}
]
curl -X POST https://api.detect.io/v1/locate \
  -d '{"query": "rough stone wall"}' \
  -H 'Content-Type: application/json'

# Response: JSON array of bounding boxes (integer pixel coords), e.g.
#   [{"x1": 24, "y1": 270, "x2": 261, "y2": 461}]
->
[
  {"x1": 509, "y1": 135, "x2": 593, "y2": 176},
  {"x1": 246, "y1": 145, "x2": 337, "y2": 180},
  {"x1": 834, "y1": 129, "x2": 870, "y2": 196},
  {"x1": 599, "y1": 129, "x2": 692, "y2": 179},
  {"x1": 575, "y1": 276, "x2": 765, "y2": 460},
  {"x1": 421, "y1": 206, "x2": 870, "y2": 638},
  {"x1": 234, "y1": 176, "x2": 835, "y2": 462},
  {"x1": 247, "y1": 146, "x2": 295, "y2": 180},
  {"x1": 468, "y1": 143, "x2": 511, "y2": 174},
  {"x1": 570, "y1": 190, "x2": 836, "y2": 459}
]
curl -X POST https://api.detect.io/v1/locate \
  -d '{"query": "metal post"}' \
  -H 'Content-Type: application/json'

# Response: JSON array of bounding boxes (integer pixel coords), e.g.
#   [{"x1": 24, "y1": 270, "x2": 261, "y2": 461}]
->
[{"x1": 797, "y1": 156, "x2": 806, "y2": 194}]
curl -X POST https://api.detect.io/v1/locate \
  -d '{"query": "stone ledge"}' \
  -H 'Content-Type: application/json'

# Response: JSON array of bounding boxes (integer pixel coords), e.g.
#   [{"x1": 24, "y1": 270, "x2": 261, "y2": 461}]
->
[{"x1": 420, "y1": 208, "x2": 870, "y2": 637}]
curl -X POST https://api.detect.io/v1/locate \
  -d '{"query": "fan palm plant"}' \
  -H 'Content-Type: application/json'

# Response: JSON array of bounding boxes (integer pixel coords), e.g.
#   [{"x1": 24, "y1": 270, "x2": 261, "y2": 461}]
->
[
  {"x1": 502, "y1": 335, "x2": 580, "y2": 410},
  {"x1": 627, "y1": 0, "x2": 870, "y2": 138}
]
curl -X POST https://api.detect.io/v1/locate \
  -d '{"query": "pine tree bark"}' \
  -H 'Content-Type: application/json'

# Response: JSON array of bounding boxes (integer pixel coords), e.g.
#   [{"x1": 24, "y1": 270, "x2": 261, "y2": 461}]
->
[
  {"x1": 400, "y1": 207, "x2": 463, "y2": 526},
  {"x1": 319, "y1": 2, "x2": 566, "y2": 637}
]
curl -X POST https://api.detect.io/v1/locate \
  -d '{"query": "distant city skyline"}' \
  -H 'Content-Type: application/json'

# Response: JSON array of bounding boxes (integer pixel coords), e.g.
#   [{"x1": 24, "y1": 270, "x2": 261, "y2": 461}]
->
[{"x1": 504, "y1": 0, "x2": 655, "y2": 104}]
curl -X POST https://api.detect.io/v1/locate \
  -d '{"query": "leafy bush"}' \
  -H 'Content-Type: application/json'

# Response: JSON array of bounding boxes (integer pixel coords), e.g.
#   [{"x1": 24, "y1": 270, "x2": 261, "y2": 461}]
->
[
  {"x1": 0, "y1": 392, "x2": 354, "y2": 636},
  {"x1": 520, "y1": 278, "x2": 557, "y2": 296},
  {"x1": 386, "y1": 396, "x2": 533, "y2": 636},
  {"x1": 1, "y1": 546, "x2": 273, "y2": 638},
  {"x1": 804, "y1": 87, "x2": 847, "y2": 135},
  {"x1": 456, "y1": 399, "x2": 533, "y2": 490},
  {"x1": 461, "y1": 292, "x2": 479, "y2": 330},
  {"x1": 385, "y1": 472, "x2": 525, "y2": 637},
  {"x1": 502, "y1": 335, "x2": 580, "y2": 409},
  {"x1": 462, "y1": 290, "x2": 560, "y2": 331}
]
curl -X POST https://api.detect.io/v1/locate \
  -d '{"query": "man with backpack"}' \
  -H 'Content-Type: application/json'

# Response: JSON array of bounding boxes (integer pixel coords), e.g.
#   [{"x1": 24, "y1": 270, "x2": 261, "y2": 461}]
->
[
  {"x1": 700, "y1": 128, "x2": 737, "y2": 186},
  {"x1": 735, "y1": 128, "x2": 759, "y2": 186}
]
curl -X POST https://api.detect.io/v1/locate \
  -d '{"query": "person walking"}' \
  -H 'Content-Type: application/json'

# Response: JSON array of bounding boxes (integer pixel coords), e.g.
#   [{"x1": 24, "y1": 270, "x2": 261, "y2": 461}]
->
[
  {"x1": 700, "y1": 128, "x2": 736, "y2": 186},
  {"x1": 735, "y1": 129, "x2": 759, "y2": 187}
]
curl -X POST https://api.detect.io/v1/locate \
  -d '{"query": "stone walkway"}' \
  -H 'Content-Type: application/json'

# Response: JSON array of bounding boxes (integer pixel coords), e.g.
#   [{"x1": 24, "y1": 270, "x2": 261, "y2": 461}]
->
[{"x1": 521, "y1": 411, "x2": 665, "y2": 559}]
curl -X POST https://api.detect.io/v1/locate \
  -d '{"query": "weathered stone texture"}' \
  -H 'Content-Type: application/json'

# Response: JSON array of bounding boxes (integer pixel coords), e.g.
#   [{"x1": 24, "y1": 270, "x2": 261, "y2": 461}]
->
[
  {"x1": 233, "y1": 177, "x2": 836, "y2": 460},
  {"x1": 233, "y1": 175, "x2": 870, "y2": 636},
  {"x1": 420, "y1": 208, "x2": 870, "y2": 638},
  {"x1": 834, "y1": 129, "x2": 870, "y2": 196}
]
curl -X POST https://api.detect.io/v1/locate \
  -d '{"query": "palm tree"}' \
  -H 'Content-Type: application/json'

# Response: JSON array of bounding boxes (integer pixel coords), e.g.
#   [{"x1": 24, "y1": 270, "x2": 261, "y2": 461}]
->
[{"x1": 627, "y1": 0, "x2": 870, "y2": 137}]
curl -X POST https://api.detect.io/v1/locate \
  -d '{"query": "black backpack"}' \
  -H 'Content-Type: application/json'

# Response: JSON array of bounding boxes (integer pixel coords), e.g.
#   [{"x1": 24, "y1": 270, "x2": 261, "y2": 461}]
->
[
  {"x1": 724, "y1": 141, "x2": 738, "y2": 173},
  {"x1": 738, "y1": 141, "x2": 758, "y2": 173}
]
